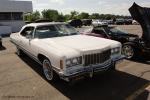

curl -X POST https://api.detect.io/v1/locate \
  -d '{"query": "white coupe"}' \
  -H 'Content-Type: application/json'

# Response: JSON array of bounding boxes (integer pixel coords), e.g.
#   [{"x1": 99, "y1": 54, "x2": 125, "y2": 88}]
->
[{"x1": 10, "y1": 22, "x2": 124, "y2": 82}]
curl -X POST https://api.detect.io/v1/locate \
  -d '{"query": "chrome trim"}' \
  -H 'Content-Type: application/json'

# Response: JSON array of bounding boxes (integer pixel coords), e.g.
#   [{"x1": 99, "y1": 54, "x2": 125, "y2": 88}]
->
[
  {"x1": 83, "y1": 49, "x2": 111, "y2": 66},
  {"x1": 61, "y1": 59, "x2": 112, "y2": 78}
]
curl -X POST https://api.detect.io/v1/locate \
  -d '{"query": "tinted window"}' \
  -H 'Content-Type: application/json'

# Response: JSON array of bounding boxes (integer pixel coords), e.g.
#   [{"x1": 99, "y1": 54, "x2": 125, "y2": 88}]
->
[
  {"x1": 35, "y1": 25, "x2": 58, "y2": 38},
  {"x1": 35, "y1": 24, "x2": 78, "y2": 39}
]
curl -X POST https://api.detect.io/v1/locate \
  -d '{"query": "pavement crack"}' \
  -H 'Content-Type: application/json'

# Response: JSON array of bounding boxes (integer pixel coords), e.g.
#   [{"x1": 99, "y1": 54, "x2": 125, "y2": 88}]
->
[{"x1": 139, "y1": 70, "x2": 150, "y2": 78}]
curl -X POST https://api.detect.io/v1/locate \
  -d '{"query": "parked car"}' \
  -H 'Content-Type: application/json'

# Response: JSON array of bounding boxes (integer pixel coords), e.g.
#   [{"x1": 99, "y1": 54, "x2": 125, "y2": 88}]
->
[
  {"x1": 0, "y1": 35, "x2": 2, "y2": 47},
  {"x1": 124, "y1": 19, "x2": 133, "y2": 25},
  {"x1": 68, "y1": 19, "x2": 83, "y2": 28},
  {"x1": 106, "y1": 20, "x2": 114, "y2": 25},
  {"x1": 115, "y1": 19, "x2": 125, "y2": 25},
  {"x1": 82, "y1": 25, "x2": 139, "y2": 44},
  {"x1": 82, "y1": 25, "x2": 139, "y2": 59},
  {"x1": 132, "y1": 20, "x2": 139, "y2": 25},
  {"x1": 92, "y1": 20, "x2": 108, "y2": 27},
  {"x1": 10, "y1": 22, "x2": 124, "y2": 82},
  {"x1": 82, "y1": 19, "x2": 92, "y2": 26},
  {"x1": 122, "y1": 2, "x2": 150, "y2": 59}
]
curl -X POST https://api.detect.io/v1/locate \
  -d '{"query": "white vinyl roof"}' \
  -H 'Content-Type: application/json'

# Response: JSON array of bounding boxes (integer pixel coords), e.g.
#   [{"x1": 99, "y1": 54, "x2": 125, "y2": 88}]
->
[
  {"x1": 0, "y1": 0, "x2": 33, "y2": 13},
  {"x1": 25, "y1": 22, "x2": 66, "y2": 27}
]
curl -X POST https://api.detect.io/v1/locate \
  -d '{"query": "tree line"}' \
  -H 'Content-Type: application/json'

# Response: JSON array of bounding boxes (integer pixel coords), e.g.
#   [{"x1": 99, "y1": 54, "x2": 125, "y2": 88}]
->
[{"x1": 24, "y1": 9, "x2": 131, "y2": 22}]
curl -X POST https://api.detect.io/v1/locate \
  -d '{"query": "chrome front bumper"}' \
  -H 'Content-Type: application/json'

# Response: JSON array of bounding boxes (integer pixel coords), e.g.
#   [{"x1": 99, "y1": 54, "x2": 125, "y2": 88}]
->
[{"x1": 59, "y1": 55, "x2": 125, "y2": 81}]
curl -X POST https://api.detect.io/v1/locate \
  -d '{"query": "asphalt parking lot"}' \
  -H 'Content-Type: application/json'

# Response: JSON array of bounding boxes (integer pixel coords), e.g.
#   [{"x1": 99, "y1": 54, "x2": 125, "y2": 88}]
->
[{"x1": 0, "y1": 25, "x2": 150, "y2": 100}]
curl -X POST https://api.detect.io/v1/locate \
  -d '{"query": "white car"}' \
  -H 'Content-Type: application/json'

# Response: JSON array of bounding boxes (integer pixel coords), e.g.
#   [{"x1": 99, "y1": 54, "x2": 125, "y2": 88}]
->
[
  {"x1": 92, "y1": 20, "x2": 108, "y2": 27},
  {"x1": 10, "y1": 22, "x2": 124, "y2": 82}
]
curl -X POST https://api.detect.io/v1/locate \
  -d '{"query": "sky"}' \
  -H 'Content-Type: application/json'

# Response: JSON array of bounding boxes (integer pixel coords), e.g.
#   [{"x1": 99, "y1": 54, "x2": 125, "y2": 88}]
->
[{"x1": 18, "y1": 0, "x2": 150, "y2": 15}]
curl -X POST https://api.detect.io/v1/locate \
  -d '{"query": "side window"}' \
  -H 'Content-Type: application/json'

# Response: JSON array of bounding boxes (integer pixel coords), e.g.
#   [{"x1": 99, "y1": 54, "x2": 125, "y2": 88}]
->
[
  {"x1": 20, "y1": 27, "x2": 34, "y2": 37},
  {"x1": 35, "y1": 25, "x2": 58, "y2": 38}
]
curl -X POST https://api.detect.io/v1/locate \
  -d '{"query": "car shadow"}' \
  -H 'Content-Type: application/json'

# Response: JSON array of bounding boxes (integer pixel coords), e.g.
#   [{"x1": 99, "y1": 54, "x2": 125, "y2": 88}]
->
[
  {"x1": 130, "y1": 56, "x2": 150, "y2": 65},
  {"x1": 0, "y1": 46, "x2": 6, "y2": 51},
  {"x1": 19, "y1": 55, "x2": 150, "y2": 100}
]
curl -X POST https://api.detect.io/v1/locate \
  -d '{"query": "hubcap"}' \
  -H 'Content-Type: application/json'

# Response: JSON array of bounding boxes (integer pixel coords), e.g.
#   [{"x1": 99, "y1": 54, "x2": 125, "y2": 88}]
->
[
  {"x1": 43, "y1": 59, "x2": 53, "y2": 80},
  {"x1": 122, "y1": 45, "x2": 134, "y2": 59}
]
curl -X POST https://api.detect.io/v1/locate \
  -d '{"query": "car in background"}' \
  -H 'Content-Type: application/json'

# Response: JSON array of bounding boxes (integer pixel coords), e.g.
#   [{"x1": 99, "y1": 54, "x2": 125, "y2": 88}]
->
[
  {"x1": 92, "y1": 20, "x2": 108, "y2": 27},
  {"x1": 82, "y1": 25, "x2": 139, "y2": 59},
  {"x1": 106, "y1": 20, "x2": 114, "y2": 25},
  {"x1": 81, "y1": 25, "x2": 139, "y2": 59},
  {"x1": 115, "y1": 19, "x2": 125, "y2": 25},
  {"x1": 10, "y1": 22, "x2": 124, "y2": 82},
  {"x1": 0, "y1": 35, "x2": 2, "y2": 47},
  {"x1": 82, "y1": 19, "x2": 92, "y2": 26},
  {"x1": 83, "y1": 3, "x2": 150, "y2": 59},
  {"x1": 124, "y1": 19, "x2": 133, "y2": 25},
  {"x1": 68, "y1": 19, "x2": 83, "y2": 28},
  {"x1": 132, "y1": 20, "x2": 139, "y2": 25},
  {"x1": 122, "y1": 2, "x2": 150, "y2": 59}
]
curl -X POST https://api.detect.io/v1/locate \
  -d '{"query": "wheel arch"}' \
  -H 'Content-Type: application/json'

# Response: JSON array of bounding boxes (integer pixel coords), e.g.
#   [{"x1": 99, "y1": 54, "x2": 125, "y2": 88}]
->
[
  {"x1": 37, "y1": 54, "x2": 50, "y2": 64},
  {"x1": 123, "y1": 42, "x2": 140, "y2": 50}
]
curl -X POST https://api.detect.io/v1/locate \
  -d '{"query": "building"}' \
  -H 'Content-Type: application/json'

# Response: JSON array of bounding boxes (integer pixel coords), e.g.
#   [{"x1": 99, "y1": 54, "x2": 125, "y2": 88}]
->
[{"x1": 0, "y1": 0, "x2": 32, "y2": 35}]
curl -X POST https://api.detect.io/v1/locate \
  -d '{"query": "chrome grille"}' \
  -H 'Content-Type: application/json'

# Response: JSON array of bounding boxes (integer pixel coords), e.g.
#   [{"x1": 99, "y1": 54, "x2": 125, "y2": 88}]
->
[{"x1": 84, "y1": 49, "x2": 111, "y2": 66}]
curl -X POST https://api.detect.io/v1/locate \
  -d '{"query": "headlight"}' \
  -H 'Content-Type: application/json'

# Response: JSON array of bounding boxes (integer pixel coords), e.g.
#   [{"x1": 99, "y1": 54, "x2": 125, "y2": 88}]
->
[
  {"x1": 111, "y1": 47, "x2": 120, "y2": 55},
  {"x1": 66, "y1": 56, "x2": 82, "y2": 67}
]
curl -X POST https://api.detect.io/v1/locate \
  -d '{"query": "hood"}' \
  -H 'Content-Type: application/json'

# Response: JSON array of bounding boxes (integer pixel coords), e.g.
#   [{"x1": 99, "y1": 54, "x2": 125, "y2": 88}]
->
[
  {"x1": 129, "y1": 3, "x2": 150, "y2": 44},
  {"x1": 113, "y1": 32, "x2": 138, "y2": 37},
  {"x1": 40, "y1": 35, "x2": 120, "y2": 58}
]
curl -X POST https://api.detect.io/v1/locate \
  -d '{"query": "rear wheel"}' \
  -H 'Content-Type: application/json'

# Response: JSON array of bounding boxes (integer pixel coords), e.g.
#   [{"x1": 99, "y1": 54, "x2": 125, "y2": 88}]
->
[
  {"x1": 122, "y1": 44, "x2": 135, "y2": 59},
  {"x1": 42, "y1": 58, "x2": 59, "y2": 81}
]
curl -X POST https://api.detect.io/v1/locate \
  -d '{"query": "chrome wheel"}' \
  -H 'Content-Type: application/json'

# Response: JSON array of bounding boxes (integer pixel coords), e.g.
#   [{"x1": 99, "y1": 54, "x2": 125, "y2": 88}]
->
[
  {"x1": 43, "y1": 59, "x2": 53, "y2": 81},
  {"x1": 122, "y1": 45, "x2": 134, "y2": 59}
]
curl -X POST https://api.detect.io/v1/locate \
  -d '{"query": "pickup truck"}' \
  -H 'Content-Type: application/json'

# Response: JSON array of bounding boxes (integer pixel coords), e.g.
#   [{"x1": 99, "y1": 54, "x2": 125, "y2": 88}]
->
[{"x1": 10, "y1": 22, "x2": 124, "y2": 82}]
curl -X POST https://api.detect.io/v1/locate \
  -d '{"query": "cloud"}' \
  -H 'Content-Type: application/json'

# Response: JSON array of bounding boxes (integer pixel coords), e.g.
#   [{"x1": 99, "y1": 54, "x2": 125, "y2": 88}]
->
[
  {"x1": 139, "y1": 2, "x2": 150, "y2": 7},
  {"x1": 16, "y1": 0, "x2": 150, "y2": 15},
  {"x1": 98, "y1": 1, "x2": 107, "y2": 5},
  {"x1": 49, "y1": 0, "x2": 65, "y2": 5}
]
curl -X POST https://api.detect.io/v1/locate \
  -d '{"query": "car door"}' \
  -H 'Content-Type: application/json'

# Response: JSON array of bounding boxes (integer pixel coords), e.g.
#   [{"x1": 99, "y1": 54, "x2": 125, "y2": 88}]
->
[{"x1": 19, "y1": 27, "x2": 35, "y2": 54}]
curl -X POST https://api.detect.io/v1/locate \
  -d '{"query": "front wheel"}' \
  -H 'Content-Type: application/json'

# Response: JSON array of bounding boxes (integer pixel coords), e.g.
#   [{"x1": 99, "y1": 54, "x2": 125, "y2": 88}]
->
[
  {"x1": 42, "y1": 59, "x2": 59, "y2": 81},
  {"x1": 122, "y1": 44, "x2": 135, "y2": 59},
  {"x1": 0, "y1": 41, "x2": 2, "y2": 47}
]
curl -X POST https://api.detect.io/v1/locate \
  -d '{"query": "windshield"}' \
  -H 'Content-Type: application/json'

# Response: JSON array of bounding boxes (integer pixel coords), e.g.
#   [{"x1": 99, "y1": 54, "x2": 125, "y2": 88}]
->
[
  {"x1": 35, "y1": 24, "x2": 79, "y2": 38},
  {"x1": 104, "y1": 27, "x2": 128, "y2": 35}
]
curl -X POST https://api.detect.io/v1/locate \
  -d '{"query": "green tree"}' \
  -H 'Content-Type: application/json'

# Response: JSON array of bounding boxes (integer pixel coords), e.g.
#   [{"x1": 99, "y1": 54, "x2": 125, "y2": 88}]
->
[
  {"x1": 24, "y1": 11, "x2": 41, "y2": 21},
  {"x1": 41, "y1": 9, "x2": 59, "y2": 21},
  {"x1": 70, "y1": 11, "x2": 79, "y2": 19},
  {"x1": 64, "y1": 14, "x2": 71, "y2": 21},
  {"x1": 78, "y1": 12, "x2": 89, "y2": 19},
  {"x1": 31, "y1": 11, "x2": 41, "y2": 21},
  {"x1": 24, "y1": 13, "x2": 32, "y2": 21},
  {"x1": 89, "y1": 13, "x2": 100, "y2": 19},
  {"x1": 57, "y1": 13, "x2": 65, "y2": 22}
]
